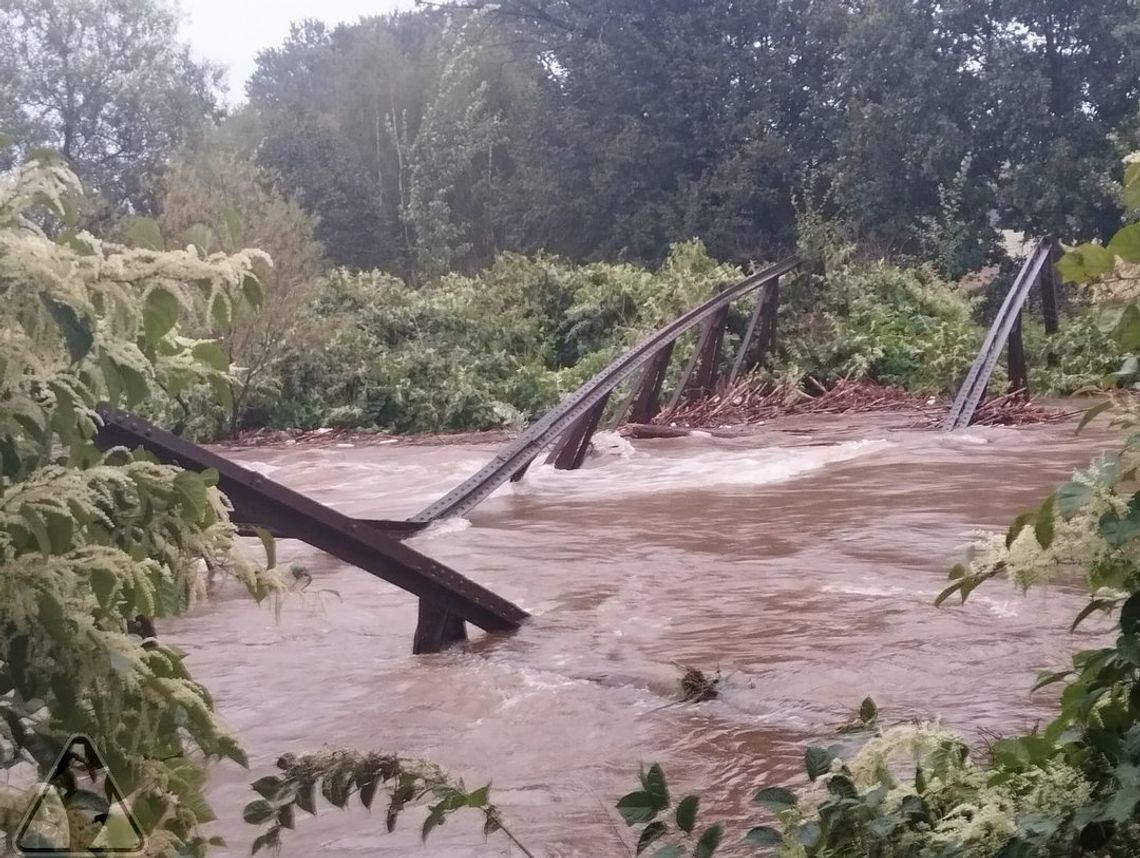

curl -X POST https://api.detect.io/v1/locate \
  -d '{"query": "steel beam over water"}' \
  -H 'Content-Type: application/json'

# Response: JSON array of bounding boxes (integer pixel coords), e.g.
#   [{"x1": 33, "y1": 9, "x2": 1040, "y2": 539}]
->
[{"x1": 94, "y1": 408, "x2": 528, "y2": 653}]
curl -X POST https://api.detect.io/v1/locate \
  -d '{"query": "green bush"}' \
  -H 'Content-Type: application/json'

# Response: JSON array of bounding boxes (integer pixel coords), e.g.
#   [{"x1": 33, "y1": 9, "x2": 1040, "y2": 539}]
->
[{"x1": 779, "y1": 261, "x2": 982, "y2": 393}]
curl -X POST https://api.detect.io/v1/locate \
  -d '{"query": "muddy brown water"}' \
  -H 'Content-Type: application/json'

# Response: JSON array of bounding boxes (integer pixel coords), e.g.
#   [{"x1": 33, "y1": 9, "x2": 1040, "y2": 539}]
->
[{"x1": 167, "y1": 413, "x2": 1116, "y2": 856}]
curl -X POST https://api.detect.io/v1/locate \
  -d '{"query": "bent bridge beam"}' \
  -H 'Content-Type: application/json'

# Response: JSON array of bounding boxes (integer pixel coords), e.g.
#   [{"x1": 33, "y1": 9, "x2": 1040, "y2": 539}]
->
[
  {"x1": 94, "y1": 408, "x2": 527, "y2": 654},
  {"x1": 409, "y1": 255, "x2": 801, "y2": 524}
]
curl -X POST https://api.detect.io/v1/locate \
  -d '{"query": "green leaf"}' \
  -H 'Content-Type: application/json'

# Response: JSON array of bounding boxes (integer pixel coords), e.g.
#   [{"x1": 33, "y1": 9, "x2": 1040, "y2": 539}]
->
[
  {"x1": 211, "y1": 292, "x2": 232, "y2": 329},
  {"x1": 653, "y1": 846, "x2": 684, "y2": 858},
  {"x1": 1034, "y1": 494, "x2": 1055, "y2": 549},
  {"x1": 1121, "y1": 593, "x2": 1140, "y2": 637},
  {"x1": 42, "y1": 297, "x2": 94, "y2": 363},
  {"x1": 935, "y1": 580, "x2": 966, "y2": 606},
  {"x1": 173, "y1": 471, "x2": 208, "y2": 521},
  {"x1": 241, "y1": 799, "x2": 275, "y2": 825},
  {"x1": 143, "y1": 288, "x2": 181, "y2": 343},
  {"x1": 1056, "y1": 481, "x2": 1093, "y2": 520},
  {"x1": 191, "y1": 341, "x2": 229, "y2": 372},
  {"x1": 221, "y1": 207, "x2": 245, "y2": 249},
  {"x1": 753, "y1": 787, "x2": 797, "y2": 813},
  {"x1": 859, "y1": 696, "x2": 878, "y2": 723},
  {"x1": 124, "y1": 216, "x2": 165, "y2": 251},
  {"x1": 793, "y1": 822, "x2": 821, "y2": 848},
  {"x1": 744, "y1": 826, "x2": 782, "y2": 847},
  {"x1": 1099, "y1": 497, "x2": 1140, "y2": 547},
  {"x1": 636, "y1": 821, "x2": 668, "y2": 855},
  {"x1": 804, "y1": 747, "x2": 835, "y2": 781},
  {"x1": 21, "y1": 506, "x2": 51, "y2": 556},
  {"x1": 826, "y1": 775, "x2": 857, "y2": 799},
  {"x1": 644, "y1": 764, "x2": 669, "y2": 811},
  {"x1": 294, "y1": 782, "x2": 316, "y2": 816},
  {"x1": 1126, "y1": 168, "x2": 1140, "y2": 209},
  {"x1": 1077, "y1": 401, "x2": 1114, "y2": 434},
  {"x1": 253, "y1": 526, "x2": 276, "y2": 569},
  {"x1": 250, "y1": 776, "x2": 283, "y2": 800},
  {"x1": 276, "y1": 804, "x2": 295, "y2": 830},
  {"x1": 675, "y1": 795, "x2": 699, "y2": 833},
  {"x1": 694, "y1": 824, "x2": 723, "y2": 858},
  {"x1": 1108, "y1": 223, "x2": 1140, "y2": 263},
  {"x1": 1057, "y1": 243, "x2": 1115, "y2": 284},
  {"x1": 466, "y1": 784, "x2": 490, "y2": 808},
  {"x1": 1112, "y1": 304, "x2": 1140, "y2": 351},
  {"x1": 617, "y1": 790, "x2": 659, "y2": 825},
  {"x1": 119, "y1": 364, "x2": 149, "y2": 408},
  {"x1": 1070, "y1": 600, "x2": 1116, "y2": 633},
  {"x1": 243, "y1": 273, "x2": 265, "y2": 309},
  {"x1": 359, "y1": 777, "x2": 378, "y2": 810},
  {"x1": 1006, "y1": 511, "x2": 1035, "y2": 548}
]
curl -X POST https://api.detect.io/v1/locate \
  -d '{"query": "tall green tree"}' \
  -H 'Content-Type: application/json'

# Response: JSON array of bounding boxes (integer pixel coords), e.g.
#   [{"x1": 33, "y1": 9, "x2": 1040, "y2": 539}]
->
[
  {"x1": 0, "y1": 0, "x2": 222, "y2": 215},
  {"x1": 976, "y1": 0, "x2": 1140, "y2": 241}
]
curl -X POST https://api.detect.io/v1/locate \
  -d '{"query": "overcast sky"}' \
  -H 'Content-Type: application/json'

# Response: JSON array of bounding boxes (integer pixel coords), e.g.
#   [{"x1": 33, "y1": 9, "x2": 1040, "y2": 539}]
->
[{"x1": 179, "y1": 0, "x2": 413, "y2": 101}]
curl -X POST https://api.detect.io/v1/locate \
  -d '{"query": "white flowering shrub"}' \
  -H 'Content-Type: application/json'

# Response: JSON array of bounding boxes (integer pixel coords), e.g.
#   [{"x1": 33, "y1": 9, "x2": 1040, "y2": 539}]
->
[{"x1": 0, "y1": 152, "x2": 280, "y2": 855}]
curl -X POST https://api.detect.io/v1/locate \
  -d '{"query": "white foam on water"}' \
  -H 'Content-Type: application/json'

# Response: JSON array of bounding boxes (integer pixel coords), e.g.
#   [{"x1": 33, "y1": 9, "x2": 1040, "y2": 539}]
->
[
  {"x1": 589, "y1": 430, "x2": 636, "y2": 459},
  {"x1": 240, "y1": 460, "x2": 281, "y2": 476},
  {"x1": 411, "y1": 516, "x2": 473, "y2": 541},
  {"x1": 821, "y1": 583, "x2": 912, "y2": 599},
  {"x1": 513, "y1": 438, "x2": 895, "y2": 501}
]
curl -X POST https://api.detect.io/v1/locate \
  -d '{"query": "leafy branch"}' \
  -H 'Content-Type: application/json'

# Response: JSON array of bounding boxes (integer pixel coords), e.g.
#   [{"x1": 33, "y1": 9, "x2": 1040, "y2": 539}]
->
[{"x1": 242, "y1": 750, "x2": 534, "y2": 856}]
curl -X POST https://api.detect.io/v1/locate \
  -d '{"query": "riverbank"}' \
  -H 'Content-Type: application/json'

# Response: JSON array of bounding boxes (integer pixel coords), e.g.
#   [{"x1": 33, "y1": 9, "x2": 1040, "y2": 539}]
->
[{"x1": 217, "y1": 381, "x2": 1085, "y2": 450}]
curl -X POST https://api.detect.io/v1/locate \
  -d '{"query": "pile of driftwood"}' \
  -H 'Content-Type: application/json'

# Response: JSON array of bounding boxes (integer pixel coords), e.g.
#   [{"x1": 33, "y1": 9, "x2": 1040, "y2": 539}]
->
[{"x1": 640, "y1": 377, "x2": 1076, "y2": 432}]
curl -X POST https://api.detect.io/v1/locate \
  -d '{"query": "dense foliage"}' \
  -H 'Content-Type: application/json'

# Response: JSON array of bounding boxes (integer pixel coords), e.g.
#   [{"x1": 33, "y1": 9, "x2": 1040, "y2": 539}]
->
[
  {"x1": 0, "y1": 0, "x2": 222, "y2": 220},
  {"x1": 241, "y1": 1, "x2": 1140, "y2": 279},
  {"x1": 0, "y1": 153, "x2": 277, "y2": 854}
]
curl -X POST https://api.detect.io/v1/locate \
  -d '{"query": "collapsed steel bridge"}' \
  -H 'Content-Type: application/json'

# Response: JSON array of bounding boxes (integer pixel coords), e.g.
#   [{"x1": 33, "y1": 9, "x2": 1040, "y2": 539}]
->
[
  {"x1": 99, "y1": 238, "x2": 1071, "y2": 652},
  {"x1": 98, "y1": 256, "x2": 799, "y2": 652}
]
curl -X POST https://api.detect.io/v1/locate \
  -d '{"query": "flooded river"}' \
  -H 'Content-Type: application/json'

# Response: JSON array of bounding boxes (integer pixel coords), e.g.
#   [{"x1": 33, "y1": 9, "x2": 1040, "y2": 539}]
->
[{"x1": 168, "y1": 413, "x2": 1114, "y2": 856}]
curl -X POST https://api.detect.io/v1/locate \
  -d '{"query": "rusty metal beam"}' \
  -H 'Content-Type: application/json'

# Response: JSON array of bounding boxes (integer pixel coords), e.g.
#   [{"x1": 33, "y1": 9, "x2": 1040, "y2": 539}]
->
[
  {"x1": 944, "y1": 239, "x2": 1051, "y2": 430},
  {"x1": 1007, "y1": 312, "x2": 1029, "y2": 394},
  {"x1": 546, "y1": 392, "x2": 610, "y2": 470},
  {"x1": 668, "y1": 306, "x2": 729, "y2": 410},
  {"x1": 94, "y1": 408, "x2": 528, "y2": 652},
  {"x1": 756, "y1": 278, "x2": 781, "y2": 363},
  {"x1": 1042, "y1": 238, "x2": 1061, "y2": 337},
  {"x1": 620, "y1": 342, "x2": 675, "y2": 425},
  {"x1": 729, "y1": 281, "x2": 772, "y2": 385}
]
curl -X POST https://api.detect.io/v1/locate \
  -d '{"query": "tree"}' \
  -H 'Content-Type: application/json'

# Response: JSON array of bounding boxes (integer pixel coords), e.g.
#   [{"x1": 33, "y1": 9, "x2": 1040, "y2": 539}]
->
[
  {"x1": 975, "y1": 0, "x2": 1140, "y2": 242},
  {"x1": 0, "y1": 0, "x2": 223, "y2": 216},
  {"x1": 156, "y1": 129, "x2": 327, "y2": 435},
  {"x1": 828, "y1": 0, "x2": 993, "y2": 270},
  {"x1": 247, "y1": 15, "x2": 447, "y2": 275},
  {"x1": 0, "y1": 150, "x2": 275, "y2": 854}
]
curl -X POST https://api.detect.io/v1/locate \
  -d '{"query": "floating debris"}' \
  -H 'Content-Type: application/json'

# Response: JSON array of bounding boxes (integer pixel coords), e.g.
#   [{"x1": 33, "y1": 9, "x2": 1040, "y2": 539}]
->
[{"x1": 645, "y1": 377, "x2": 1077, "y2": 431}]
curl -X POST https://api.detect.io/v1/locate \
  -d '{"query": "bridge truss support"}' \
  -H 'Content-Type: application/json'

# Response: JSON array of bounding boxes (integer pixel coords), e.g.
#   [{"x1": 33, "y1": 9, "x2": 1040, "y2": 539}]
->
[
  {"x1": 408, "y1": 255, "x2": 801, "y2": 524},
  {"x1": 944, "y1": 237, "x2": 1060, "y2": 431}
]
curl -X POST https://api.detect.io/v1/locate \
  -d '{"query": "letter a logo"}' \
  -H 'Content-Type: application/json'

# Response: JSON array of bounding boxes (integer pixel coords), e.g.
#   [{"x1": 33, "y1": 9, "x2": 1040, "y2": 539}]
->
[{"x1": 15, "y1": 735, "x2": 145, "y2": 854}]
